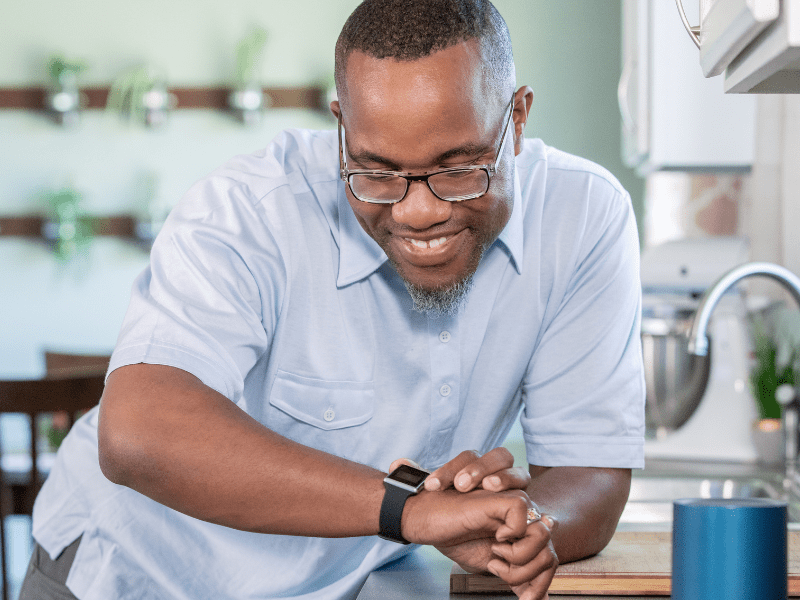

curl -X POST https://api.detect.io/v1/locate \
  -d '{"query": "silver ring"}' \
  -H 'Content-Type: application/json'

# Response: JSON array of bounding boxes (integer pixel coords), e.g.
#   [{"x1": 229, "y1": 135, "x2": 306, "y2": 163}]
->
[{"x1": 526, "y1": 507, "x2": 541, "y2": 525}]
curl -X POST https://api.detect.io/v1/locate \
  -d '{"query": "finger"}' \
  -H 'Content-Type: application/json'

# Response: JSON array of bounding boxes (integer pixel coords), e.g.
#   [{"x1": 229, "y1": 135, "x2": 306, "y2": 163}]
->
[
  {"x1": 453, "y1": 447, "x2": 516, "y2": 492},
  {"x1": 480, "y1": 466, "x2": 531, "y2": 492},
  {"x1": 514, "y1": 578, "x2": 553, "y2": 600},
  {"x1": 430, "y1": 447, "x2": 517, "y2": 492},
  {"x1": 488, "y1": 539, "x2": 558, "y2": 587},
  {"x1": 424, "y1": 450, "x2": 482, "y2": 491},
  {"x1": 388, "y1": 457, "x2": 421, "y2": 473},
  {"x1": 494, "y1": 513, "x2": 556, "y2": 556},
  {"x1": 491, "y1": 492, "x2": 534, "y2": 542}
]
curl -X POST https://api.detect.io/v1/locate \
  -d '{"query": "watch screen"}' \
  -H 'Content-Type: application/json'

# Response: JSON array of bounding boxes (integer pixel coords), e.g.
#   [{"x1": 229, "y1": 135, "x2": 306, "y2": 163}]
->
[{"x1": 390, "y1": 464, "x2": 428, "y2": 486}]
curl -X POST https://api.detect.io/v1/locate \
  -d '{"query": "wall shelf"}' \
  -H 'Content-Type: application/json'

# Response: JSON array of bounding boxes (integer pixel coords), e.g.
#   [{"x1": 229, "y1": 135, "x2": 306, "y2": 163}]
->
[
  {"x1": 0, "y1": 215, "x2": 137, "y2": 238},
  {"x1": 0, "y1": 85, "x2": 325, "y2": 111}
]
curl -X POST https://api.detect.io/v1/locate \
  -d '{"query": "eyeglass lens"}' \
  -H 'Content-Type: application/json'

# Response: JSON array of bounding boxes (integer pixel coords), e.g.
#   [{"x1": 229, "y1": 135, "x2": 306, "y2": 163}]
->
[{"x1": 349, "y1": 168, "x2": 489, "y2": 203}]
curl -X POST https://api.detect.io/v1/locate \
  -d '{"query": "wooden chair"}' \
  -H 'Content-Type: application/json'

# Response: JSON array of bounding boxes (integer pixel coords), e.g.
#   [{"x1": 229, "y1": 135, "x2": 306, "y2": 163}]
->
[{"x1": 0, "y1": 353, "x2": 109, "y2": 600}]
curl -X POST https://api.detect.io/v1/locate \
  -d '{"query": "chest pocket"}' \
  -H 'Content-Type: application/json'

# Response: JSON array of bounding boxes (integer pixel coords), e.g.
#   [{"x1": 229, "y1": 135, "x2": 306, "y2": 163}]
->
[{"x1": 268, "y1": 370, "x2": 374, "y2": 461}]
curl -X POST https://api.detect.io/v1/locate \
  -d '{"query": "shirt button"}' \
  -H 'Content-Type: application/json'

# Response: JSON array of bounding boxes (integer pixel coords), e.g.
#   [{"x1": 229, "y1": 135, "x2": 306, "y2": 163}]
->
[
  {"x1": 323, "y1": 407, "x2": 335, "y2": 422},
  {"x1": 439, "y1": 331, "x2": 451, "y2": 343},
  {"x1": 439, "y1": 384, "x2": 451, "y2": 397}
]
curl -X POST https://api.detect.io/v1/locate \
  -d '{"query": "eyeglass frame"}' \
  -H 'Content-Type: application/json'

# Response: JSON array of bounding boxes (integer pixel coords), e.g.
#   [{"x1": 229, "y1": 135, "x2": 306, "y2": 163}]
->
[{"x1": 338, "y1": 94, "x2": 515, "y2": 204}]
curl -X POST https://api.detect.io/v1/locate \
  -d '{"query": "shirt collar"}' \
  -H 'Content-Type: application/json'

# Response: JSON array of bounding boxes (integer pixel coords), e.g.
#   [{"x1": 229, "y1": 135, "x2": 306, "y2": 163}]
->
[{"x1": 336, "y1": 165, "x2": 524, "y2": 288}]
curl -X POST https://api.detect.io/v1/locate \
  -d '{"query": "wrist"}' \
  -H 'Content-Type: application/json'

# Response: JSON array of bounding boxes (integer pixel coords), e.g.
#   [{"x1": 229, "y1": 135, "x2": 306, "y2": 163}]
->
[
  {"x1": 398, "y1": 490, "x2": 428, "y2": 545},
  {"x1": 379, "y1": 464, "x2": 428, "y2": 544}
]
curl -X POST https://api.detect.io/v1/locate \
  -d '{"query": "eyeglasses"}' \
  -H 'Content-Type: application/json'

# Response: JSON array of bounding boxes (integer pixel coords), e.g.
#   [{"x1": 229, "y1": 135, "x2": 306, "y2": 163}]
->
[{"x1": 338, "y1": 95, "x2": 515, "y2": 204}]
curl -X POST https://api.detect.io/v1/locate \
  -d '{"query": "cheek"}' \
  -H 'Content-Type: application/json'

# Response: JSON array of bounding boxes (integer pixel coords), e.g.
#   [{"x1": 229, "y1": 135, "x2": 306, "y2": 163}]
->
[
  {"x1": 476, "y1": 183, "x2": 513, "y2": 242},
  {"x1": 346, "y1": 192, "x2": 386, "y2": 235}
]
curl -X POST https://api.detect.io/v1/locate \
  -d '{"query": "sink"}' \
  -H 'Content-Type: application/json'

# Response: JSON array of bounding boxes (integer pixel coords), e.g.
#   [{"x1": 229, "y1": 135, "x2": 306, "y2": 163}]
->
[
  {"x1": 628, "y1": 476, "x2": 782, "y2": 502},
  {"x1": 621, "y1": 472, "x2": 800, "y2": 526}
]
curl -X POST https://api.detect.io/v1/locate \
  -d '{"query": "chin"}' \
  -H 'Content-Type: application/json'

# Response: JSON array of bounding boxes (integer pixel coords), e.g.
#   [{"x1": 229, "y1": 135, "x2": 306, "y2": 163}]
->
[
  {"x1": 386, "y1": 252, "x2": 484, "y2": 317},
  {"x1": 402, "y1": 274, "x2": 476, "y2": 316}
]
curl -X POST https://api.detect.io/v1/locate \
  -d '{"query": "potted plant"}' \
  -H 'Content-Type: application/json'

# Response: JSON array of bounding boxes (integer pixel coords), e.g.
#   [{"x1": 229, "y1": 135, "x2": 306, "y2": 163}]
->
[{"x1": 749, "y1": 309, "x2": 799, "y2": 463}]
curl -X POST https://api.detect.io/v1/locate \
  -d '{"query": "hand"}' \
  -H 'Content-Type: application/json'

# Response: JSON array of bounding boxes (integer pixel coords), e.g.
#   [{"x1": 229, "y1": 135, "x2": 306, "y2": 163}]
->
[
  {"x1": 397, "y1": 448, "x2": 530, "y2": 493},
  {"x1": 389, "y1": 451, "x2": 532, "y2": 573},
  {"x1": 389, "y1": 452, "x2": 530, "y2": 573},
  {"x1": 402, "y1": 485, "x2": 559, "y2": 599},
  {"x1": 400, "y1": 487, "x2": 533, "y2": 548},
  {"x1": 488, "y1": 514, "x2": 559, "y2": 600}
]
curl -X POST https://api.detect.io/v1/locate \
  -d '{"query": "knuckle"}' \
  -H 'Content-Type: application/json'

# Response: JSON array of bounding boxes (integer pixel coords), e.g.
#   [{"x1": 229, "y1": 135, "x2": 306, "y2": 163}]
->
[
  {"x1": 494, "y1": 447, "x2": 513, "y2": 461},
  {"x1": 548, "y1": 549, "x2": 559, "y2": 570},
  {"x1": 462, "y1": 449, "x2": 481, "y2": 461},
  {"x1": 515, "y1": 466, "x2": 532, "y2": 479},
  {"x1": 509, "y1": 489, "x2": 530, "y2": 503}
]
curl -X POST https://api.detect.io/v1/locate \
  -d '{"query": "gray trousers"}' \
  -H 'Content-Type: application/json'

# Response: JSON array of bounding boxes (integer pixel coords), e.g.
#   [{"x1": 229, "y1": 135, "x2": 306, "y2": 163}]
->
[{"x1": 17, "y1": 537, "x2": 81, "y2": 600}]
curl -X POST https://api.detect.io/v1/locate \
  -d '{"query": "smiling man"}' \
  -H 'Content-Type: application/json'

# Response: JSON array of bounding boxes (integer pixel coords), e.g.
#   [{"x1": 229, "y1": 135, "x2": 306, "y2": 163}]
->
[
  {"x1": 23, "y1": 2, "x2": 645, "y2": 600},
  {"x1": 334, "y1": 40, "x2": 518, "y2": 314}
]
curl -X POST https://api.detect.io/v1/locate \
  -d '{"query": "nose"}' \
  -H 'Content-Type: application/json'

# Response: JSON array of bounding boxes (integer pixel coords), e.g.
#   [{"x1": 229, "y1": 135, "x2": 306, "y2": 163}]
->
[{"x1": 391, "y1": 181, "x2": 452, "y2": 230}]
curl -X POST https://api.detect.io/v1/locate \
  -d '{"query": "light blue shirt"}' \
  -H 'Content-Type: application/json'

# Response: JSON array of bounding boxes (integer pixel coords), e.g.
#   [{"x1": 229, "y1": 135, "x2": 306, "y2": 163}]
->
[{"x1": 33, "y1": 129, "x2": 645, "y2": 600}]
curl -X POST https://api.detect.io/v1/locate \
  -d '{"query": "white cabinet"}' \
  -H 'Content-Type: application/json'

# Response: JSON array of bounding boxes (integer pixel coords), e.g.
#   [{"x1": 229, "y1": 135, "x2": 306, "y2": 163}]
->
[
  {"x1": 687, "y1": 0, "x2": 800, "y2": 94},
  {"x1": 620, "y1": 0, "x2": 756, "y2": 174},
  {"x1": 679, "y1": 0, "x2": 800, "y2": 93}
]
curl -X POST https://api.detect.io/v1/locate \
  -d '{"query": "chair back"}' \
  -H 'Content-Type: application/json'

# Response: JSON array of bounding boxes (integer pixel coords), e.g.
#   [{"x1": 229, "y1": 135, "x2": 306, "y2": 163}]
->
[{"x1": 0, "y1": 353, "x2": 108, "y2": 600}]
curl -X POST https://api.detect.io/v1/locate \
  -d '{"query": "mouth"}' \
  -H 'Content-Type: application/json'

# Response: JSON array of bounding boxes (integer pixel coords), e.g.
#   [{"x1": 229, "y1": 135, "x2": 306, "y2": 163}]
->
[
  {"x1": 404, "y1": 236, "x2": 449, "y2": 249},
  {"x1": 389, "y1": 229, "x2": 469, "y2": 271}
]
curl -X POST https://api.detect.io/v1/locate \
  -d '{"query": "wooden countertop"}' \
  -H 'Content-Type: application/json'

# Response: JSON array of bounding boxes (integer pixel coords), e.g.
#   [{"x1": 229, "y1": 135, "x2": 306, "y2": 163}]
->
[
  {"x1": 357, "y1": 529, "x2": 800, "y2": 599},
  {"x1": 357, "y1": 543, "x2": 659, "y2": 600}
]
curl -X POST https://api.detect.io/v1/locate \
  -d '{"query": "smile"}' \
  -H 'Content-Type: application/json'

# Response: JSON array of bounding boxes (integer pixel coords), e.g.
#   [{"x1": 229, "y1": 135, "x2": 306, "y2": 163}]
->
[
  {"x1": 405, "y1": 236, "x2": 449, "y2": 249},
  {"x1": 391, "y1": 230, "x2": 468, "y2": 270}
]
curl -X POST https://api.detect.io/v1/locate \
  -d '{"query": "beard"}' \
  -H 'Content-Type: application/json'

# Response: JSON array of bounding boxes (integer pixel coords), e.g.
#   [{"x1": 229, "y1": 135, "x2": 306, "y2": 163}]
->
[
  {"x1": 382, "y1": 240, "x2": 486, "y2": 317},
  {"x1": 403, "y1": 273, "x2": 476, "y2": 316}
]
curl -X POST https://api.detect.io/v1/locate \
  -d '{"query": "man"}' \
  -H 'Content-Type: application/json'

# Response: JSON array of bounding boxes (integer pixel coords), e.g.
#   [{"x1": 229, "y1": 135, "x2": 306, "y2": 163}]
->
[{"x1": 23, "y1": 1, "x2": 645, "y2": 599}]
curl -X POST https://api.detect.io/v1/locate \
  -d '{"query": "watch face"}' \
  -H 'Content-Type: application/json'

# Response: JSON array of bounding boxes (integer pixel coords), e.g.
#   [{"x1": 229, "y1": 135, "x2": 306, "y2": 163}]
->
[{"x1": 388, "y1": 464, "x2": 428, "y2": 487}]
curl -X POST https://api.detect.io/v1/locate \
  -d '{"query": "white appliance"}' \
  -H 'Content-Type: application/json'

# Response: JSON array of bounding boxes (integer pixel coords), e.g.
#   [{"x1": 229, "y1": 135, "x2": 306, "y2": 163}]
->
[{"x1": 641, "y1": 237, "x2": 761, "y2": 461}]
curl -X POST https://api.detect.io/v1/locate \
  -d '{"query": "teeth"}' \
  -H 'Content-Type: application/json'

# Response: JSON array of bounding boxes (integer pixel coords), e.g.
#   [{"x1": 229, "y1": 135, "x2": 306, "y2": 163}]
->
[{"x1": 406, "y1": 237, "x2": 448, "y2": 249}]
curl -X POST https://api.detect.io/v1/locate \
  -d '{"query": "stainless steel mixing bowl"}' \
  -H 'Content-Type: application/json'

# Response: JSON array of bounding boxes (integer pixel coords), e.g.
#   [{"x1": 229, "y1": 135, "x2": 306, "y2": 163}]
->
[{"x1": 641, "y1": 304, "x2": 709, "y2": 433}]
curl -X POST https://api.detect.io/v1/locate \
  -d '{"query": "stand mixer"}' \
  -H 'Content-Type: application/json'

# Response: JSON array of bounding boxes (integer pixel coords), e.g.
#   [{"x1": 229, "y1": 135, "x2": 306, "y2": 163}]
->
[{"x1": 641, "y1": 237, "x2": 759, "y2": 462}]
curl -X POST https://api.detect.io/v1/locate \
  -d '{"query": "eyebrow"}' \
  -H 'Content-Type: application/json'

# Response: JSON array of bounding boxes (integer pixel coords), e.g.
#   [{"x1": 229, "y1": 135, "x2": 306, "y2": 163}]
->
[{"x1": 346, "y1": 141, "x2": 495, "y2": 171}]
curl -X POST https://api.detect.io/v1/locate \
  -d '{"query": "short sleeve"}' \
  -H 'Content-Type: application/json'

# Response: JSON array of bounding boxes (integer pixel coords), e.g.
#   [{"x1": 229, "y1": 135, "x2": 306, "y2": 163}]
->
[
  {"x1": 521, "y1": 184, "x2": 645, "y2": 469},
  {"x1": 108, "y1": 177, "x2": 283, "y2": 403}
]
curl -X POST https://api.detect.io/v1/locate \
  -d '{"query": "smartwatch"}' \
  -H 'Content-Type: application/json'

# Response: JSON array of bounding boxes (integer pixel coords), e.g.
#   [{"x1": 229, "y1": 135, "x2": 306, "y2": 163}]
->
[{"x1": 379, "y1": 464, "x2": 429, "y2": 544}]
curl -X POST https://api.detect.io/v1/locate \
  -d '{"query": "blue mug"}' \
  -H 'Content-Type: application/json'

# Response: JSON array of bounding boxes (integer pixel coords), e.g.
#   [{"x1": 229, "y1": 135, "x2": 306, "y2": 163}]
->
[{"x1": 672, "y1": 498, "x2": 787, "y2": 600}]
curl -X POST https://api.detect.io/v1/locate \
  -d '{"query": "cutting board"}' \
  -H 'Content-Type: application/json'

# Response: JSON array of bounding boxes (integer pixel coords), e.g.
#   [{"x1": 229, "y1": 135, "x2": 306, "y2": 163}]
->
[{"x1": 450, "y1": 531, "x2": 800, "y2": 596}]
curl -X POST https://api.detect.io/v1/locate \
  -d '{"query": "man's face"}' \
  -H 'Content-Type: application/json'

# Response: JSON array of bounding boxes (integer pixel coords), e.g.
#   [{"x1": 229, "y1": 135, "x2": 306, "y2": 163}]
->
[{"x1": 335, "y1": 41, "x2": 519, "y2": 306}]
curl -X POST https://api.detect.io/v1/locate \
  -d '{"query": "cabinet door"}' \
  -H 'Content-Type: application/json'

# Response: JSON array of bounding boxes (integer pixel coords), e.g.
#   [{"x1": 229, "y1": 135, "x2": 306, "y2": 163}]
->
[
  {"x1": 699, "y1": 0, "x2": 779, "y2": 77},
  {"x1": 636, "y1": 0, "x2": 756, "y2": 173},
  {"x1": 620, "y1": 0, "x2": 649, "y2": 169}
]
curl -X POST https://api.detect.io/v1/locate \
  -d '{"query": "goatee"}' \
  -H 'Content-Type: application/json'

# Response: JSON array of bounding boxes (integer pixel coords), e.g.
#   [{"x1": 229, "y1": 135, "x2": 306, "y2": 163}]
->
[{"x1": 403, "y1": 274, "x2": 475, "y2": 317}]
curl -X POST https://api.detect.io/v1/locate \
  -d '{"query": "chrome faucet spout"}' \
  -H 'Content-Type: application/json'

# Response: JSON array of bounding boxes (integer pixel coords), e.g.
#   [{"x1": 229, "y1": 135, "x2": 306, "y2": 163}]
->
[{"x1": 688, "y1": 262, "x2": 800, "y2": 357}]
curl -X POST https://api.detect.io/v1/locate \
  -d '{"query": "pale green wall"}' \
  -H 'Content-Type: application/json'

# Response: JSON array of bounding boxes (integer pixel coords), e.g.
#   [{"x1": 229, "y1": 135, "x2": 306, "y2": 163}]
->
[
  {"x1": 0, "y1": 0, "x2": 644, "y2": 376},
  {"x1": 1, "y1": 0, "x2": 643, "y2": 222},
  {"x1": 494, "y1": 0, "x2": 644, "y2": 239}
]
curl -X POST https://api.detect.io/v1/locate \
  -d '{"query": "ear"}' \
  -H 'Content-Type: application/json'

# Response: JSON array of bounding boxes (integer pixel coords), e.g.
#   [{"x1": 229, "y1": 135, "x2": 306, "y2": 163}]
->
[
  {"x1": 512, "y1": 86, "x2": 534, "y2": 156},
  {"x1": 330, "y1": 100, "x2": 341, "y2": 120}
]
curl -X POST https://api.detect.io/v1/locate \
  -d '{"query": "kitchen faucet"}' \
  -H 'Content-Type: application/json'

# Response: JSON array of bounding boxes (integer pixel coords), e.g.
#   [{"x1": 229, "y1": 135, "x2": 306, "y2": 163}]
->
[{"x1": 687, "y1": 261, "x2": 800, "y2": 480}]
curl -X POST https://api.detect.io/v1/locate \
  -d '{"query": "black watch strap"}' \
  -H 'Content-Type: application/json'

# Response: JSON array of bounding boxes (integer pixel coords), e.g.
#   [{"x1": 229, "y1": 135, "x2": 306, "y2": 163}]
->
[{"x1": 379, "y1": 482, "x2": 415, "y2": 544}]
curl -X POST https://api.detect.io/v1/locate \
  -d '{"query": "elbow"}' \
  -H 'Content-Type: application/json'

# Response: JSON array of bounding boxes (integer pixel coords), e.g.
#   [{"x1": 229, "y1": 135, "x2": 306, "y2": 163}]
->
[
  {"x1": 587, "y1": 469, "x2": 632, "y2": 556},
  {"x1": 97, "y1": 402, "x2": 139, "y2": 487},
  {"x1": 97, "y1": 420, "x2": 128, "y2": 485}
]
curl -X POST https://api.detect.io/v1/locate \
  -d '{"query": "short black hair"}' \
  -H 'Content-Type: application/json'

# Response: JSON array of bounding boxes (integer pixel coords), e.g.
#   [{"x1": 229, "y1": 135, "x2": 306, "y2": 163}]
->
[{"x1": 334, "y1": 0, "x2": 514, "y2": 102}]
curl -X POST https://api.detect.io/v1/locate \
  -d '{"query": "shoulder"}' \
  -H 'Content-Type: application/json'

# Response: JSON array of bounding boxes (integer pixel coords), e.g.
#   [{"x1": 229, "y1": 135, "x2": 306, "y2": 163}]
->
[
  {"x1": 165, "y1": 128, "x2": 340, "y2": 232},
  {"x1": 203, "y1": 128, "x2": 339, "y2": 210},
  {"x1": 516, "y1": 138, "x2": 629, "y2": 207},
  {"x1": 513, "y1": 139, "x2": 639, "y2": 291}
]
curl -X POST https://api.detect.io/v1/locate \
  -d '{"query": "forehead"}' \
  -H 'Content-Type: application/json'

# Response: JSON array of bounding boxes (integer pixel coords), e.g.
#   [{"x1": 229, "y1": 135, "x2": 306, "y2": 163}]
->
[{"x1": 340, "y1": 42, "x2": 504, "y2": 167}]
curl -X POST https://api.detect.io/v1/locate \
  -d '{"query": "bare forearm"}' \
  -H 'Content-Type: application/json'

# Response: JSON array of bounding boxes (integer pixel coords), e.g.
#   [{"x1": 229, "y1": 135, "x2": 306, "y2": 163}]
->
[
  {"x1": 99, "y1": 364, "x2": 385, "y2": 537},
  {"x1": 526, "y1": 466, "x2": 631, "y2": 563}
]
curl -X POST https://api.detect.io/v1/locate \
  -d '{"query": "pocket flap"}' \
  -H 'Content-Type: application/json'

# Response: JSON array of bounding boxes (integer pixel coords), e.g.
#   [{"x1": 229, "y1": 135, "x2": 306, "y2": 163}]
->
[{"x1": 269, "y1": 370, "x2": 374, "y2": 430}]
